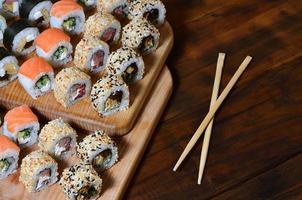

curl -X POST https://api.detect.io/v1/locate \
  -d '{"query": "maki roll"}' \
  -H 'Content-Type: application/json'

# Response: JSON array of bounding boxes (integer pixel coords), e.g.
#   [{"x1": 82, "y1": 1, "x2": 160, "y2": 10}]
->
[
  {"x1": 59, "y1": 163, "x2": 102, "y2": 200},
  {"x1": 129, "y1": 0, "x2": 166, "y2": 26},
  {"x1": 97, "y1": 0, "x2": 129, "y2": 20},
  {"x1": 20, "y1": 150, "x2": 58, "y2": 192},
  {"x1": 122, "y1": 17, "x2": 159, "y2": 55},
  {"x1": 38, "y1": 118, "x2": 77, "y2": 159},
  {"x1": 77, "y1": 130, "x2": 118, "y2": 171},
  {"x1": 0, "y1": 0, "x2": 19, "y2": 18},
  {"x1": 50, "y1": 0, "x2": 85, "y2": 35},
  {"x1": 106, "y1": 46, "x2": 144, "y2": 84},
  {"x1": 3, "y1": 105, "x2": 39, "y2": 148},
  {"x1": 18, "y1": 56, "x2": 54, "y2": 99},
  {"x1": 0, "y1": 46, "x2": 19, "y2": 88},
  {"x1": 74, "y1": 35, "x2": 110, "y2": 73},
  {"x1": 3, "y1": 19, "x2": 39, "y2": 56},
  {"x1": 20, "y1": 0, "x2": 52, "y2": 27},
  {"x1": 54, "y1": 67, "x2": 91, "y2": 107},
  {"x1": 84, "y1": 12, "x2": 121, "y2": 44},
  {"x1": 0, "y1": 15, "x2": 7, "y2": 42},
  {"x1": 35, "y1": 28, "x2": 73, "y2": 66},
  {"x1": 0, "y1": 135, "x2": 20, "y2": 180},
  {"x1": 91, "y1": 75, "x2": 129, "y2": 117}
]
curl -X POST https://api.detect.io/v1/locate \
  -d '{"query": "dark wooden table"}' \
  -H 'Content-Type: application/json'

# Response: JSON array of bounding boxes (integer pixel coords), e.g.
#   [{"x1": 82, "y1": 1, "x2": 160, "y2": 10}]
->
[{"x1": 125, "y1": 1, "x2": 302, "y2": 199}]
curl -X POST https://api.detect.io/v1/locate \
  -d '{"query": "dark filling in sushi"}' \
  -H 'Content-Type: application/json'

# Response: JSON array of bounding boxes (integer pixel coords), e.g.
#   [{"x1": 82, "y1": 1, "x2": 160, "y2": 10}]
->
[
  {"x1": 0, "y1": 157, "x2": 14, "y2": 173},
  {"x1": 2, "y1": 0, "x2": 17, "y2": 14},
  {"x1": 139, "y1": 35, "x2": 155, "y2": 54},
  {"x1": 23, "y1": 39, "x2": 34, "y2": 50},
  {"x1": 0, "y1": 73, "x2": 9, "y2": 81},
  {"x1": 55, "y1": 137, "x2": 72, "y2": 156},
  {"x1": 36, "y1": 168, "x2": 51, "y2": 191},
  {"x1": 36, "y1": 75, "x2": 51, "y2": 91},
  {"x1": 113, "y1": 4, "x2": 128, "y2": 19},
  {"x1": 122, "y1": 63, "x2": 138, "y2": 84},
  {"x1": 101, "y1": 28, "x2": 116, "y2": 44},
  {"x1": 90, "y1": 50, "x2": 104, "y2": 70},
  {"x1": 63, "y1": 17, "x2": 76, "y2": 33},
  {"x1": 144, "y1": 9, "x2": 159, "y2": 24},
  {"x1": 53, "y1": 46, "x2": 68, "y2": 61},
  {"x1": 34, "y1": 9, "x2": 50, "y2": 26},
  {"x1": 17, "y1": 128, "x2": 32, "y2": 145},
  {"x1": 105, "y1": 91, "x2": 123, "y2": 112},
  {"x1": 0, "y1": 63, "x2": 18, "y2": 82},
  {"x1": 93, "y1": 149, "x2": 112, "y2": 169},
  {"x1": 70, "y1": 83, "x2": 86, "y2": 101},
  {"x1": 77, "y1": 185, "x2": 97, "y2": 200}
]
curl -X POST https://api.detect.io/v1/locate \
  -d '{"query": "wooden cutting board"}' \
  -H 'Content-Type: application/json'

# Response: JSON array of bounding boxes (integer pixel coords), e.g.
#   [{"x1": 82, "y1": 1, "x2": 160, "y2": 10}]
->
[
  {"x1": 0, "y1": 66, "x2": 173, "y2": 200},
  {"x1": 0, "y1": 22, "x2": 174, "y2": 136}
]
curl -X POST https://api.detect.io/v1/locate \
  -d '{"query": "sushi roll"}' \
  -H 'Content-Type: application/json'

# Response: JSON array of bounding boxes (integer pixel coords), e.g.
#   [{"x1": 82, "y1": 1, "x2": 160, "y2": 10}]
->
[
  {"x1": 84, "y1": 12, "x2": 121, "y2": 44},
  {"x1": 0, "y1": 47, "x2": 19, "y2": 88},
  {"x1": 106, "y1": 46, "x2": 144, "y2": 84},
  {"x1": 0, "y1": 0, "x2": 19, "y2": 18},
  {"x1": 91, "y1": 75, "x2": 129, "y2": 117},
  {"x1": 129, "y1": 0, "x2": 166, "y2": 26},
  {"x1": 38, "y1": 118, "x2": 77, "y2": 159},
  {"x1": 35, "y1": 28, "x2": 73, "y2": 66},
  {"x1": 20, "y1": 0, "x2": 52, "y2": 27},
  {"x1": 97, "y1": 0, "x2": 129, "y2": 20},
  {"x1": 18, "y1": 56, "x2": 54, "y2": 99},
  {"x1": 74, "y1": 35, "x2": 110, "y2": 73},
  {"x1": 54, "y1": 67, "x2": 91, "y2": 107},
  {"x1": 50, "y1": 0, "x2": 85, "y2": 35},
  {"x1": 0, "y1": 15, "x2": 7, "y2": 42},
  {"x1": 3, "y1": 105, "x2": 39, "y2": 148},
  {"x1": 77, "y1": 130, "x2": 118, "y2": 171},
  {"x1": 3, "y1": 19, "x2": 39, "y2": 56},
  {"x1": 59, "y1": 163, "x2": 102, "y2": 200},
  {"x1": 122, "y1": 17, "x2": 159, "y2": 55},
  {"x1": 20, "y1": 150, "x2": 58, "y2": 192},
  {"x1": 0, "y1": 135, "x2": 20, "y2": 180}
]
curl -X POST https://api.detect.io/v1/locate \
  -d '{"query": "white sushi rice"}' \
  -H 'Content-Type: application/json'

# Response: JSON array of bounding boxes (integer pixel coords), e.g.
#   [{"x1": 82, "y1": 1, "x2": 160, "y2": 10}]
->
[
  {"x1": 28, "y1": 1, "x2": 52, "y2": 26},
  {"x1": 0, "y1": 148, "x2": 19, "y2": 180},
  {"x1": 12, "y1": 27, "x2": 39, "y2": 56},
  {"x1": 0, "y1": 15, "x2": 7, "y2": 42},
  {"x1": 0, "y1": 55, "x2": 19, "y2": 87}
]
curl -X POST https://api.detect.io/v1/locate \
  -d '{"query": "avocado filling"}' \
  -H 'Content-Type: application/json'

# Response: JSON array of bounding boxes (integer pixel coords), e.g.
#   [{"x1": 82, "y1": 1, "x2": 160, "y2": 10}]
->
[
  {"x1": 139, "y1": 35, "x2": 155, "y2": 54},
  {"x1": 63, "y1": 17, "x2": 76, "y2": 33},
  {"x1": 122, "y1": 63, "x2": 138, "y2": 84},
  {"x1": 93, "y1": 149, "x2": 112, "y2": 169},
  {"x1": 54, "y1": 137, "x2": 71, "y2": 156},
  {"x1": 143, "y1": 9, "x2": 159, "y2": 24},
  {"x1": 77, "y1": 186, "x2": 97, "y2": 200},
  {"x1": 0, "y1": 157, "x2": 13, "y2": 173},
  {"x1": 113, "y1": 5, "x2": 128, "y2": 19},
  {"x1": 36, "y1": 75, "x2": 51, "y2": 92},
  {"x1": 101, "y1": 28, "x2": 116, "y2": 44},
  {"x1": 70, "y1": 83, "x2": 86, "y2": 101},
  {"x1": 104, "y1": 91, "x2": 123, "y2": 112},
  {"x1": 36, "y1": 168, "x2": 51, "y2": 191},
  {"x1": 17, "y1": 128, "x2": 32, "y2": 145},
  {"x1": 90, "y1": 50, "x2": 104, "y2": 71},
  {"x1": 2, "y1": 0, "x2": 18, "y2": 14}
]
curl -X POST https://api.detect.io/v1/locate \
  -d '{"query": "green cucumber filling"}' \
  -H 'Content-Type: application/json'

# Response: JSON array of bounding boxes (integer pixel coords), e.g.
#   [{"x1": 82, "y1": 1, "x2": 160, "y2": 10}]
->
[
  {"x1": 143, "y1": 9, "x2": 159, "y2": 24},
  {"x1": 93, "y1": 149, "x2": 112, "y2": 169},
  {"x1": 122, "y1": 63, "x2": 138, "y2": 84},
  {"x1": 0, "y1": 157, "x2": 14, "y2": 173},
  {"x1": 63, "y1": 17, "x2": 76, "y2": 33},
  {"x1": 36, "y1": 75, "x2": 50, "y2": 90},
  {"x1": 77, "y1": 186, "x2": 97, "y2": 200},
  {"x1": 53, "y1": 46, "x2": 68, "y2": 61},
  {"x1": 104, "y1": 91, "x2": 123, "y2": 112},
  {"x1": 138, "y1": 35, "x2": 155, "y2": 54},
  {"x1": 17, "y1": 128, "x2": 32, "y2": 145}
]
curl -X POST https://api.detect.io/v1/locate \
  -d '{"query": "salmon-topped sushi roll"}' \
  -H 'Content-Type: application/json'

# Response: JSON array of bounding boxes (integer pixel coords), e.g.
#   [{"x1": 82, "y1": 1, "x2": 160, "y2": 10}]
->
[
  {"x1": 50, "y1": 0, "x2": 85, "y2": 35},
  {"x1": 35, "y1": 28, "x2": 73, "y2": 66},
  {"x1": 3, "y1": 105, "x2": 40, "y2": 148},
  {"x1": 18, "y1": 56, "x2": 54, "y2": 99},
  {"x1": 0, "y1": 135, "x2": 20, "y2": 180}
]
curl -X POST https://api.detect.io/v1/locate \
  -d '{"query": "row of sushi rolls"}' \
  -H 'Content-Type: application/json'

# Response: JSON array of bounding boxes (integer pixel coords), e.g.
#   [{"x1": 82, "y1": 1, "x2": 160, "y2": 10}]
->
[{"x1": 0, "y1": 0, "x2": 167, "y2": 199}]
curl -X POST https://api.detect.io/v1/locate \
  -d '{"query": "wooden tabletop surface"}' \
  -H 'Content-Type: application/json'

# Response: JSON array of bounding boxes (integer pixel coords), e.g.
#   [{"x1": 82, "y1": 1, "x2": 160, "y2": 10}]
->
[{"x1": 125, "y1": 1, "x2": 302, "y2": 199}]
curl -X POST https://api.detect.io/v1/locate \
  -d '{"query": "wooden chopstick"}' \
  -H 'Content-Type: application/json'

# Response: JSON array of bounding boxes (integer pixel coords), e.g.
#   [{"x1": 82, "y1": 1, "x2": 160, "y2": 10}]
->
[
  {"x1": 173, "y1": 56, "x2": 252, "y2": 172},
  {"x1": 198, "y1": 53, "x2": 225, "y2": 184}
]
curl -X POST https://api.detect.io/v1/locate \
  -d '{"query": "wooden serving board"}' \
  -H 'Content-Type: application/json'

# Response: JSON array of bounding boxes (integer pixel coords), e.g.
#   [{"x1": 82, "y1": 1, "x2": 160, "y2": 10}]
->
[
  {"x1": 0, "y1": 22, "x2": 174, "y2": 136},
  {"x1": 0, "y1": 66, "x2": 173, "y2": 200}
]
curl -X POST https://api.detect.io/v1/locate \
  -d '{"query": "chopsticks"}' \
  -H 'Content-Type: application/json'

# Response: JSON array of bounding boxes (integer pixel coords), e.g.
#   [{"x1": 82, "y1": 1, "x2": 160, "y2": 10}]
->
[
  {"x1": 198, "y1": 53, "x2": 225, "y2": 184},
  {"x1": 173, "y1": 55, "x2": 252, "y2": 172}
]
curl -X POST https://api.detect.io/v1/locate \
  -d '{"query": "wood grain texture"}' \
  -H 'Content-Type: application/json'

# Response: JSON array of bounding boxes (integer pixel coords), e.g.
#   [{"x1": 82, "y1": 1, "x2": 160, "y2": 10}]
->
[
  {"x1": 124, "y1": 1, "x2": 302, "y2": 200},
  {"x1": 0, "y1": 22, "x2": 174, "y2": 136},
  {"x1": 0, "y1": 66, "x2": 173, "y2": 200}
]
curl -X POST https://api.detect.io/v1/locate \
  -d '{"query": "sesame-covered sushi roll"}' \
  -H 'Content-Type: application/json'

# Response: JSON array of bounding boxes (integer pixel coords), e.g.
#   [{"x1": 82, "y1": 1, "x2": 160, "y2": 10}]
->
[
  {"x1": 84, "y1": 12, "x2": 121, "y2": 44},
  {"x1": 54, "y1": 67, "x2": 91, "y2": 107},
  {"x1": 129, "y1": 0, "x2": 166, "y2": 26},
  {"x1": 0, "y1": 15, "x2": 7, "y2": 42},
  {"x1": 59, "y1": 163, "x2": 102, "y2": 200},
  {"x1": 0, "y1": 0, "x2": 19, "y2": 18},
  {"x1": 0, "y1": 135, "x2": 20, "y2": 180},
  {"x1": 122, "y1": 17, "x2": 159, "y2": 55},
  {"x1": 35, "y1": 28, "x2": 73, "y2": 66},
  {"x1": 38, "y1": 118, "x2": 77, "y2": 160},
  {"x1": 50, "y1": 0, "x2": 85, "y2": 35},
  {"x1": 74, "y1": 35, "x2": 109, "y2": 73},
  {"x1": 18, "y1": 56, "x2": 54, "y2": 99},
  {"x1": 77, "y1": 130, "x2": 118, "y2": 171},
  {"x1": 19, "y1": 0, "x2": 52, "y2": 27},
  {"x1": 3, "y1": 19, "x2": 39, "y2": 56},
  {"x1": 106, "y1": 46, "x2": 144, "y2": 84},
  {"x1": 20, "y1": 150, "x2": 58, "y2": 192},
  {"x1": 91, "y1": 75, "x2": 129, "y2": 117},
  {"x1": 97, "y1": 0, "x2": 129, "y2": 20},
  {"x1": 0, "y1": 47, "x2": 19, "y2": 88},
  {"x1": 3, "y1": 105, "x2": 39, "y2": 148}
]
